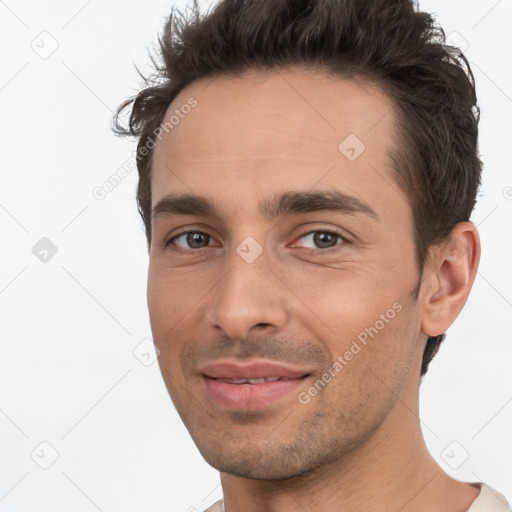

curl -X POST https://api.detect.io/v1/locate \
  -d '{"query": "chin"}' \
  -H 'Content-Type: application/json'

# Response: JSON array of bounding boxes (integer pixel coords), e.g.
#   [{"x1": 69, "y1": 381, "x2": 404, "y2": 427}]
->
[
  {"x1": 196, "y1": 435, "x2": 337, "y2": 481},
  {"x1": 207, "y1": 457, "x2": 317, "y2": 481}
]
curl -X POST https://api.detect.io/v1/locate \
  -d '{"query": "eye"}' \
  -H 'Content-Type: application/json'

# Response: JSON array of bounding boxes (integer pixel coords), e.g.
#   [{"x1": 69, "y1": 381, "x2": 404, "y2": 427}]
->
[
  {"x1": 167, "y1": 231, "x2": 218, "y2": 250},
  {"x1": 294, "y1": 229, "x2": 347, "y2": 250}
]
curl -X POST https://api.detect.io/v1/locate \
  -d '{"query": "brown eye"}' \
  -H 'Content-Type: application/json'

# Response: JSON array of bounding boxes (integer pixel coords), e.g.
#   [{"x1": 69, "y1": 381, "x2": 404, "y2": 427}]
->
[
  {"x1": 297, "y1": 230, "x2": 345, "y2": 250},
  {"x1": 169, "y1": 231, "x2": 213, "y2": 249}
]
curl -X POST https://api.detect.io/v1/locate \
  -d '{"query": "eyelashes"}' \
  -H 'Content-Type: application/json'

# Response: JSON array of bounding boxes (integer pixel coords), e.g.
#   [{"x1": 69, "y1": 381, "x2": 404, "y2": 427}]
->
[
  {"x1": 167, "y1": 231, "x2": 219, "y2": 250},
  {"x1": 293, "y1": 229, "x2": 347, "y2": 251},
  {"x1": 165, "y1": 228, "x2": 349, "y2": 254}
]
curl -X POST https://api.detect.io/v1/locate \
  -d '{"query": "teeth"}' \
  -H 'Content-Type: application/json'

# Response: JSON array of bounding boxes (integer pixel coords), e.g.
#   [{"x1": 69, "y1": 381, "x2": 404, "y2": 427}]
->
[{"x1": 217, "y1": 377, "x2": 281, "y2": 384}]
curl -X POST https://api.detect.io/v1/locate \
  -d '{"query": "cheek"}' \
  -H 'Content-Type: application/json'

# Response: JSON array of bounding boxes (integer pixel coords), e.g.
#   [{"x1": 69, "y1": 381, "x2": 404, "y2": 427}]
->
[
  {"x1": 314, "y1": 301, "x2": 420, "y2": 423},
  {"x1": 147, "y1": 269, "x2": 195, "y2": 408},
  {"x1": 147, "y1": 271, "x2": 171, "y2": 336},
  {"x1": 147, "y1": 262, "x2": 219, "y2": 380},
  {"x1": 287, "y1": 262, "x2": 421, "y2": 386},
  {"x1": 289, "y1": 269, "x2": 400, "y2": 340},
  {"x1": 147, "y1": 262, "x2": 203, "y2": 331},
  {"x1": 147, "y1": 266, "x2": 192, "y2": 372}
]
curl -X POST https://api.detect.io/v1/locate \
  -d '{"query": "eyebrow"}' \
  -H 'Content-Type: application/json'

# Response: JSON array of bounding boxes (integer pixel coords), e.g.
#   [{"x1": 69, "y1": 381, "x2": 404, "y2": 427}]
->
[{"x1": 152, "y1": 190, "x2": 378, "y2": 222}]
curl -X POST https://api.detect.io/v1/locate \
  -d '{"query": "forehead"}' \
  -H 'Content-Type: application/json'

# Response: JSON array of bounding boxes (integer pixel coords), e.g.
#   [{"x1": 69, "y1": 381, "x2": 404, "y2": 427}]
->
[{"x1": 151, "y1": 66, "x2": 405, "y2": 219}]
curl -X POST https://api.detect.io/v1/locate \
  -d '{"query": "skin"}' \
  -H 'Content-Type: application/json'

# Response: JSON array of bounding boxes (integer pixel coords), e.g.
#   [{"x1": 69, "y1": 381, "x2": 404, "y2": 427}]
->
[{"x1": 148, "y1": 66, "x2": 481, "y2": 512}]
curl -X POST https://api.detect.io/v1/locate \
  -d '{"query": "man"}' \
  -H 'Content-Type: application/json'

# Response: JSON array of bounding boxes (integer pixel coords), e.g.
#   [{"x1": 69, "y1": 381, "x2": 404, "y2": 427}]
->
[{"x1": 113, "y1": 0, "x2": 510, "y2": 510}]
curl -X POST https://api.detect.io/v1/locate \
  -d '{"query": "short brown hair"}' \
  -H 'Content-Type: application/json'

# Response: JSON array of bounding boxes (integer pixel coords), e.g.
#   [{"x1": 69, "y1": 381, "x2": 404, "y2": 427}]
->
[{"x1": 112, "y1": 0, "x2": 482, "y2": 376}]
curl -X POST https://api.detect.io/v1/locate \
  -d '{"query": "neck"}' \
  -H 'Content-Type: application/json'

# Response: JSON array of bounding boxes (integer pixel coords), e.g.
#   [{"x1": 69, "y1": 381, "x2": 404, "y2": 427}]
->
[{"x1": 219, "y1": 363, "x2": 479, "y2": 512}]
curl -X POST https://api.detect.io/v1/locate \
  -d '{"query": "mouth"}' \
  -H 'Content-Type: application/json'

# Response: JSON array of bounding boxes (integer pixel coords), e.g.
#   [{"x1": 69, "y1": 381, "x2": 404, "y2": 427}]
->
[
  {"x1": 200, "y1": 360, "x2": 311, "y2": 411},
  {"x1": 215, "y1": 376, "x2": 288, "y2": 384}
]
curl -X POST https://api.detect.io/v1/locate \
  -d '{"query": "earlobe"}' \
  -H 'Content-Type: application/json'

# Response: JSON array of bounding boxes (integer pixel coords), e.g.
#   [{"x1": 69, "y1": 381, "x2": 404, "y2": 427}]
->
[{"x1": 421, "y1": 222, "x2": 481, "y2": 337}]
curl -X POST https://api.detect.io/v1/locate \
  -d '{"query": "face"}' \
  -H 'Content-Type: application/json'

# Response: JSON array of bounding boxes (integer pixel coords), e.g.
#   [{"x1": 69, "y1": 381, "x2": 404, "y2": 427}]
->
[{"x1": 148, "y1": 67, "x2": 426, "y2": 480}]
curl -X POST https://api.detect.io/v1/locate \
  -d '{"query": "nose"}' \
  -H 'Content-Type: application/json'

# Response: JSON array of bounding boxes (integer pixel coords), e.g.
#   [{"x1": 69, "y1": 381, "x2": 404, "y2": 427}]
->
[{"x1": 205, "y1": 250, "x2": 289, "y2": 341}]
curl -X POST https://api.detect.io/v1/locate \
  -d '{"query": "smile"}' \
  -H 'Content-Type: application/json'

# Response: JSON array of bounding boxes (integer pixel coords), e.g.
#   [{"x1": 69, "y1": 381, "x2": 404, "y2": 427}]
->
[
  {"x1": 199, "y1": 360, "x2": 311, "y2": 411},
  {"x1": 216, "y1": 377, "x2": 288, "y2": 384}
]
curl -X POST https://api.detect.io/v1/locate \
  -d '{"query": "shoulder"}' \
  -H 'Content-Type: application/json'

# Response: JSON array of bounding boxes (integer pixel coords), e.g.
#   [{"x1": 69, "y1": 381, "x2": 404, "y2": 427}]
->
[
  {"x1": 200, "y1": 487, "x2": 512, "y2": 512},
  {"x1": 202, "y1": 499, "x2": 225, "y2": 512},
  {"x1": 467, "y1": 484, "x2": 511, "y2": 512}
]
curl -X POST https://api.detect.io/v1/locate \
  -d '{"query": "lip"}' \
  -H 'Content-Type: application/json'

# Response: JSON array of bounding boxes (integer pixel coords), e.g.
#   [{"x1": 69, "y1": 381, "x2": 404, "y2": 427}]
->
[
  {"x1": 200, "y1": 360, "x2": 311, "y2": 411},
  {"x1": 200, "y1": 360, "x2": 310, "y2": 380}
]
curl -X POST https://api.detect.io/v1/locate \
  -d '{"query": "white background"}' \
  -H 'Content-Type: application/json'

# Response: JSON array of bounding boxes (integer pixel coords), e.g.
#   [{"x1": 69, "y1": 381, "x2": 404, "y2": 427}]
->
[{"x1": 0, "y1": 1, "x2": 511, "y2": 510}]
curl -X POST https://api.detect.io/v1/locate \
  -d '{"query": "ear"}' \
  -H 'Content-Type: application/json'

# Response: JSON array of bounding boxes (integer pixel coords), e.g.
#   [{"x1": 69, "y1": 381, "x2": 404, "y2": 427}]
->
[{"x1": 421, "y1": 222, "x2": 481, "y2": 337}]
